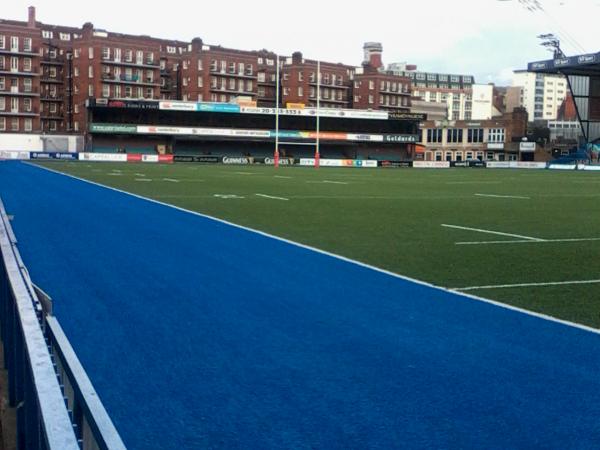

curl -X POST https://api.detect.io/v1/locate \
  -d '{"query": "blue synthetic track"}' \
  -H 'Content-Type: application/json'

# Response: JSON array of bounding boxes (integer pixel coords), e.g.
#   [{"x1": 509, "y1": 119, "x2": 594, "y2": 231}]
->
[{"x1": 1, "y1": 161, "x2": 600, "y2": 449}]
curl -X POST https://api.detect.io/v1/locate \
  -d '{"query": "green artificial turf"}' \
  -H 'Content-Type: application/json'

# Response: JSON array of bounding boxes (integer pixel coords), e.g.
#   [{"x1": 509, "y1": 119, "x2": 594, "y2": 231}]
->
[{"x1": 33, "y1": 162, "x2": 600, "y2": 328}]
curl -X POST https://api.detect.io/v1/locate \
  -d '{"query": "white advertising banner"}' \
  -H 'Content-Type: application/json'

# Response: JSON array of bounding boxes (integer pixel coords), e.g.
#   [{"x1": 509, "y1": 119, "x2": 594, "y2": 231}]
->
[
  {"x1": 486, "y1": 162, "x2": 511, "y2": 168},
  {"x1": 0, "y1": 151, "x2": 30, "y2": 160},
  {"x1": 413, "y1": 161, "x2": 451, "y2": 168},
  {"x1": 509, "y1": 162, "x2": 547, "y2": 169},
  {"x1": 548, "y1": 164, "x2": 577, "y2": 170},
  {"x1": 519, "y1": 142, "x2": 536, "y2": 152},
  {"x1": 78, "y1": 153, "x2": 128, "y2": 162},
  {"x1": 142, "y1": 155, "x2": 159, "y2": 163}
]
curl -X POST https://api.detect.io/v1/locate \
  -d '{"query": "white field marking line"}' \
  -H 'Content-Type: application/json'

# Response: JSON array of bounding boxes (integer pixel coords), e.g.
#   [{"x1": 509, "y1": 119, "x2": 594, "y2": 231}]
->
[
  {"x1": 306, "y1": 180, "x2": 349, "y2": 185},
  {"x1": 455, "y1": 279, "x2": 600, "y2": 292},
  {"x1": 274, "y1": 175, "x2": 292, "y2": 179},
  {"x1": 234, "y1": 172, "x2": 257, "y2": 175},
  {"x1": 135, "y1": 173, "x2": 146, "y2": 177},
  {"x1": 446, "y1": 181, "x2": 502, "y2": 185},
  {"x1": 456, "y1": 237, "x2": 600, "y2": 245},
  {"x1": 27, "y1": 161, "x2": 600, "y2": 336},
  {"x1": 441, "y1": 224, "x2": 544, "y2": 242},
  {"x1": 163, "y1": 178, "x2": 180, "y2": 183},
  {"x1": 107, "y1": 173, "x2": 122, "y2": 176},
  {"x1": 134, "y1": 178, "x2": 152, "y2": 182},
  {"x1": 474, "y1": 193, "x2": 531, "y2": 200},
  {"x1": 255, "y1": 194, "x2": 289, "y2": 201}
]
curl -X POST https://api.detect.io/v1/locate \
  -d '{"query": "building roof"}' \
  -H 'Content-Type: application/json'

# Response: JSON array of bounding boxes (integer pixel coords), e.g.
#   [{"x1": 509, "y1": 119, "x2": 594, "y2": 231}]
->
[{"x1": 527, "y1": 52, "x2": 600, "y2": 76}]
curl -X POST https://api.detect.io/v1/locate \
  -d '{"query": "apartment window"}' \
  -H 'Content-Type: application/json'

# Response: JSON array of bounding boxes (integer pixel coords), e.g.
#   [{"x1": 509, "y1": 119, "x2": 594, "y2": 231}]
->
[
  {"x1": 74, "y1": 49, "x2": 80, "y2": 58},
  {"x1": 114, "y1": 85, "x2": 121, "y2": 98},
  {"x1": 0, "y1": 36, "x2": 4, "y2": 49},
  {"x1": 368, "y1": 95, "x2": 374, "y2": 104},
  {"x1": 220, "y1": 94, "x2": 226, "y2": 102},
  {"x1": 211, "y1": 77, "x2": 217, "y2": 88},
  {"x1": 73, "y1": 121, "x2": 78, "y2": 131},
  {"x1": 102, "y1": 47, "x2": 110, "y2": 60},
  {"x1": 60, "y1": 33, "x2": 70, "y2": 41},
  {"x1": 183, "y1": 60, "x2": 189, "y2": 70},
  {"x1": 102, "y1": 84, "x2": 110, "y2": 97},
  {"x1": 183, "y1": 77, "x2": 188, "y2": 87},
  {"x1": 467, "y1": 128, "x2": 484, "y2": 143},
  {"x1": 0, "y1": 98, "x2": 4, "y2": 110},
  {"x1": 283, "y1": 87, "x2": 290, "y2": 96},
  {"x1": 49, "y1": 103, "x2": 57, "y2": 113},
  {"x1": 197, "y1": 76, "x2": 203, "y2": 88},
  {"x1": 88, "y1": 66, "x2": 93, "y2": 78},
  {"x1": 0, "y1": 118, "x2": 4, "y2": 130},
  {"x1": 228, "y1": 78, "x2": 236, "y2": 90},
  {"x1": 146, "y1": 70, "x2": 153, "y2": 82},
  {"x1": 246, "y1": 80, "x2": 253, "y2": 91},
  {"x1": 210, "y1": 60, "x2": 217, "y2": 71},
  {"x1": 24, "y1": 118, "x2": 32, "y2": 131},
  {"x1": 10, "y1": 37, "x2": 18, "y2": 52},
  {"x1": 211, "y1": 93, "x2": 217, "y2": 102},
  {"x1": 88, "y1": 47, "x2": 94, "y2": 59},
  {"x1": 245, "y1": 65, "x2": 253, "y2": 76},
  {"x1": 125, "y1": 50, "x2": 133, "y2": 62},
  {"x1": 354, "y1": 81, "x2": 360, "y2": 89},
  {"x1": 380, "y1": 80, "x2": 385, "y2": 90},
  {"x1": 23, "y1": 58, "x2": 32, "y2": 72},
  {"x1": 11, "y1": 117, "x2": 19, "y2": 131},
  {"x1": 23, "y1": 79, "x2": 32, "y2": 92},
  {"x1": 74, "y1": 104, "x2": 80, "y2": 114},
  {"x1": 24, "y1": 38, "x2": 32, "y2": 52},
  {"x1": 88, "y1": 85, "x2": 94, "y2": 97},
  {"x1": 220, "y1": 60, "x2": 226, "y2": 72},
  {"x1": 197, "y1": 94, "x2": 203, "y2": 101},
  {"x1": 354, "y1": 95, "x2": 359, "y2": 103},
  {"x1": 136, "y1": 51, "x2": 143, "y2": 64},
  {"x1": 11, "y1": 98, "x2": 18, "y2": 112},
  {"x1": 283, "y1": 72, "x2": 289, "y2": 81},
  {"x1": 146, "y1": 52, "x2": 154, "y2": 64},
  {"x1": 298, "y1": 72, "x2": 303, "y2": 82},
  {"x1": 11, "y1": 57, "x2": 18, "y2": 72},
  {"x1": 74, "y1": 67, "x2": 79, "y2": 77},
  {"x1": 447, "y1": 128, "x2": 463, "y2": 143},
  {"x1": 145, "y1": 88, "x2": 153, "y2": 98},
  {"x1": 197, "y1": 59, "x2": 203, "y2": 71},
  {"x1": 427, "y1": 129, "x2": 443, "y2": 143},
  {"x1": 257, "y1": 87, "x2": 265, "y2": 97},
  {"x1": 137, "y1": 87, "x2": 143, "y2": 98},
  {"x1": 309, "y1": 87, "x2": 316, "y2": 98},
  {"x1": 369, "y1": 80, "x2": 375, "y2": 90},
  {"x1": 0, "y1": 56, "x2": 4, "y2": 70},
  {"x1": 167, "y1": 46, "x2": 176, "y2": 54},
  {"x1": 298, "y1": 86, "x2": 303, "y2": 97},
  {"x1": 488, "y1": 128, "x2": 505, "y2": 143},
  {"x1": 21, "y1": 97, "x2": 31, "y2": 112},
  {"x1": 257, "y1": 72, "x2": 265, "y2": 82}
]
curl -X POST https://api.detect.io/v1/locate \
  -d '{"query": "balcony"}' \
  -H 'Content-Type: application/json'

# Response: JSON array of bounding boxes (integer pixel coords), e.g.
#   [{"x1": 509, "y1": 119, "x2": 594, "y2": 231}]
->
[
  {"x1": 41, "y1": 94, "x2": 63, "y2": 101},
  {"x1": 41, "y1": 77, "x2": 63, "y2": 84},
  {"x1": 40, "y1": 113, "x2": 64, "y2": 120},
  {"x1": 209, "y1": 67, "x2": 257, "y2": 79},
  {"x1": 209, "y1": 86, "x2": 257, "y2": 96},
  {"x1": 0, "y1": 110, "x2": 39, "y2": 116},
  {"x1": 101, "y1": 59, "x2": 159, "y2": 69},
  {"x1": 0, "y1": 69, "x2": 40, "y2": 77},
  {"x1": 0, "y1": 48, "x2": 38, "y2": 57},
  {"x1": 41, "y1": 58, "x2": 65, "y2": 66},
  {"x1": 0, "y1": 90, "x2": 40, "y2": 97},
  {"x1": 379, "y1": 88, "x2": 411, "y2": 95},
  {"x1": 101, "y1": 74, "x2": 159, "y2": 86},
  {"x1": 308, "y1": 81, "x2": 349, "y2": 89}
]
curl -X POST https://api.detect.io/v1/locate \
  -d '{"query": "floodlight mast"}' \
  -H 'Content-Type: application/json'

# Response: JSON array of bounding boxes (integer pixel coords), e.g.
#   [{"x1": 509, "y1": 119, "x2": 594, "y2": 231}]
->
[{"x1": 537, "y1": 33, "x2": 565, "y2": 58}]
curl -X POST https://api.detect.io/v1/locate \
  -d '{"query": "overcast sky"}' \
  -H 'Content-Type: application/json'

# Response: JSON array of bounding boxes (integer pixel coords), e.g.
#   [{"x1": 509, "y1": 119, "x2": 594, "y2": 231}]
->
[{"x1": 3, "y1": 0, "x2": 598, "y2": 85}]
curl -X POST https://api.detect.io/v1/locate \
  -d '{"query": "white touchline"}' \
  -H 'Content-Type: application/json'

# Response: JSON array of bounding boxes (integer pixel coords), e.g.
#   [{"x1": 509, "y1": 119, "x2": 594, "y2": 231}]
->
[
  {"x1": 456, "y1": 237, "x2": 600, "y2": 245},
  {"x1": 26, "y1": 162, "x2": 600, "y2": 336},
  {"x1": 474, "y1": 194, "x2": 530, "y2": 199},
  {"x1": 441, "y1": 224, "x2": 543, "y2": 241},
  {"x1": 455, "y1": 279, "x2": 600, "y2": 291},
  {"x1": 163, "y1": 178, "x2": 180, "y2": 183},
  {"x1": 274, "y1": 175, "x2": 292, "y2": 179},
  {"x1": 255, "y1": 194, "x2": 289, "y2": 201},
  {"x1": 135, "y1": 178, "x2": 152, "y2": 182}
]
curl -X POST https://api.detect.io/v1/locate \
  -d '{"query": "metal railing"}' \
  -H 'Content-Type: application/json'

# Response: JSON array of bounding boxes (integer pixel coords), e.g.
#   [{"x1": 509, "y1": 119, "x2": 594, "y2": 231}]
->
[{"x1": 0, "y1": 198, "x2": 126, "y2": 450}]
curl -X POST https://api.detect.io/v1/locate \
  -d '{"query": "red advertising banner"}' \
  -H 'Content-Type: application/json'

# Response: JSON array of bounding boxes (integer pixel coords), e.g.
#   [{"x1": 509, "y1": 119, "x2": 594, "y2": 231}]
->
[{"x1": 127, "y1": 154, "x2": 142, "y2": 162}]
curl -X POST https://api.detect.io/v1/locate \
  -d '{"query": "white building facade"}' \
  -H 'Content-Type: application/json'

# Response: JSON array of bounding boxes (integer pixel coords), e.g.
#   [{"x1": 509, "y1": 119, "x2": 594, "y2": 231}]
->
[{"x1": 512, "y1": 70, "x2": 568, "y2": 121}]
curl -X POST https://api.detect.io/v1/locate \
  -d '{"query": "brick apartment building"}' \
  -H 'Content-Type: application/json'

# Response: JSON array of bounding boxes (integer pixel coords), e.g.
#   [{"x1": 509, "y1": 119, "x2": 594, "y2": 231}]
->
[{"x1": 0, "y1": 7, "x2": 413, "y2": 134}]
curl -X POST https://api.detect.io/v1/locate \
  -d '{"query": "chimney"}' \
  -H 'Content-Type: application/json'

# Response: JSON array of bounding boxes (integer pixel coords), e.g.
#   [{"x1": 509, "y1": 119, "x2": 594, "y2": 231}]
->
[
  {"x1": 292, "y1": 51, "x2": 303, "y2": 65},
  {"x1": 28, "y1": 6, "x2": 36, "y2": 28},
  {"x1": 363, "y1": 42, "x2": 383, "y2": 70}
]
